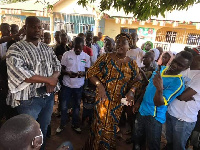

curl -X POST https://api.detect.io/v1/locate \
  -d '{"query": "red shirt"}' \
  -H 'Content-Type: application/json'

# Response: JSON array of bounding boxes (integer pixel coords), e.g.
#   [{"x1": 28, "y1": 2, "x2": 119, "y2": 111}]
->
[{"x1": 83, "y1": 45, "x2": 93, "y2": 56}]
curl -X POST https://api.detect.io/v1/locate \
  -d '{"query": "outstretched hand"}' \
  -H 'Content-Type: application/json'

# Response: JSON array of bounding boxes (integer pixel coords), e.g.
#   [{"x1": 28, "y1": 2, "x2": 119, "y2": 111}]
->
[
  {"x1": 57, "y1": 145, "x2": 69, "y2": 150},
  {"x1": 126, "y1": 90, "x2": 134, "y2": 106},
  {"x1": 97, "y1": 84, "x2": 108, "y2": 102},
  {"x1": 133, "y1": 102, "x2": 140, "y2": 114},
  {"x1": 153, "y1": 71, "x2": 163, "y2": 90}
]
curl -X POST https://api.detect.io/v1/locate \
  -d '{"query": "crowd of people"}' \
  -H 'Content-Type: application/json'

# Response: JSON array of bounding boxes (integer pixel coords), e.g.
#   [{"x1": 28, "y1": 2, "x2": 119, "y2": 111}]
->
[{"x1": 0, "y1": 16, "x2": 200, "y2": 150}]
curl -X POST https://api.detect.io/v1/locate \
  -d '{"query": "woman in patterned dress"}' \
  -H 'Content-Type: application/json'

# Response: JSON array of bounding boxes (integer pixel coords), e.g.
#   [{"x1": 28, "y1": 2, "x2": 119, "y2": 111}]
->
[{"x1": 84, "y1": 33, "x2": 142, "y2": 150}]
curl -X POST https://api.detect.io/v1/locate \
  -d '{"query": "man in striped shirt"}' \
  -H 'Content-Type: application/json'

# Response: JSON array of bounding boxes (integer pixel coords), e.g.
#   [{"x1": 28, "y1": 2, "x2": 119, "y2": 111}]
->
[{"x1": 6, "y1": 16, "x2": 61, "y2": 150}]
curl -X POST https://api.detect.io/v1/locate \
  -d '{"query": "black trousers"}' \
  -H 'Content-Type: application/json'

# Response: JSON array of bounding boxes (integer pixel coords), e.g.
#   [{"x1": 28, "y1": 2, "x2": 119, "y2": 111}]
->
[{"x1": 0, "y1": 97, "x2": 18, "y2": 126}]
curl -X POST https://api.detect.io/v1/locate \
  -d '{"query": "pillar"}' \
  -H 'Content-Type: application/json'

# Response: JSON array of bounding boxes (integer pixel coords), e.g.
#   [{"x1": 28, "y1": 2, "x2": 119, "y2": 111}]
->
[
  {"x1": 50, "y1": 13, "x2": 54, "y2": 44},
  {"x1": 0, "y1": 14, "x2": 2, "y2": 24},
  {"x1": 94, "y1": 18, "x2": 100, "y2": 36}
]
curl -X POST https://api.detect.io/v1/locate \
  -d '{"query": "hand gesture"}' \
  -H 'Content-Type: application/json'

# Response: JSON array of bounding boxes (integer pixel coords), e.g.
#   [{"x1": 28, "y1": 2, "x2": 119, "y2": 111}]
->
[
  {"x1": 46, "y1": 84, "x2": 55, "y2": 93},
  {"x1": 153, "y1": 71, "x2": 163, "y2": 90},
  {"x1": 97, "y1": 84, "x2": 107, "y2": 102},
  {"x1": 47, "y1": 76, "x2": 58, "y2": 86},
  {"x1": 78, "y1": 71, "x2": 85, "y2": 77},
  {"x1": 133, "y1": 102, "x2": 140, "y2": 114},
  {"x1": 57, "y1": 145, "x2": 69, "y2": 150},
  {"x1": 126, "y1": 90, "x2": 134, "y2": 106},
  {"x1": 68, "y1": 71, "x2": 78, "y2": 78}
]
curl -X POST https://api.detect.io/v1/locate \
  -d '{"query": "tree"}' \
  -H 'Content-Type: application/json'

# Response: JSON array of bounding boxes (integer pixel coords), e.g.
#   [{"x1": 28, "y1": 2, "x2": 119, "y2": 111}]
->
[
  {"x1": 77, "y1": 0, "x2": 200, "y2": 20},
  {"x1": 1, "y1": 0, "x2": 27, "y2": 4},
  {"x1": 2, "y1": 0, "x2": 199, "y2": 20},
  {"x1": 1, "y1": 0, "x2": 53, "y2": 11}
]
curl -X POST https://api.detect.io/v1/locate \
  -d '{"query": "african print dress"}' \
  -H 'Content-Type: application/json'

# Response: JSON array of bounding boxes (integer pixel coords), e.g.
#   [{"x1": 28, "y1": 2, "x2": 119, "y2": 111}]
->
[{"x1": 85, "y1": 53, "x2": 141, "y2": 150}]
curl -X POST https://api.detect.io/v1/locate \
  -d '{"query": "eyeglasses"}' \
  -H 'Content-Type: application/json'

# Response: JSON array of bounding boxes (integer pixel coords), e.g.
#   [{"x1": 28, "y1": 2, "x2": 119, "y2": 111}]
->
[{"x1": 31, "y1": 129, "x2": 43, "y2": 146}]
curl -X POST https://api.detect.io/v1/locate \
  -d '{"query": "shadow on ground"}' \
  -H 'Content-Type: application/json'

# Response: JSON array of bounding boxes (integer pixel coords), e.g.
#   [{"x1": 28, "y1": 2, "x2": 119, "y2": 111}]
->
[{"x1": 46, "y1": 114, "x2": 133, "y2": 150}]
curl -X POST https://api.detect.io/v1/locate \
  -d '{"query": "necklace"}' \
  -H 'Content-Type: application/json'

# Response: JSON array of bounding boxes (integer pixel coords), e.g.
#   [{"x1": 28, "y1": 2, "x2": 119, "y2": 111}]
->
[{"x1": 115, "y1": 53, "x2": 127, "y2": 61}]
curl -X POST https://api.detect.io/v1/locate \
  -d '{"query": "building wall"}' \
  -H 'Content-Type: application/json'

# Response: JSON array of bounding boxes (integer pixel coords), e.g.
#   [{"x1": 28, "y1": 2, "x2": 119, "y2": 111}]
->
[
  {"x1": 99, "y1": 19, "x2": 105, "y2": 34},
  {"x1": 104, "y1": 18, "x2": 199, "y2": 40},
  {"x1": 104, "y1": 18, "x2": 161, "y2": 39},
  {"x1": 156, "y1": 27, "x2": 200, "y2": 44},
  {"x1": 53, "y1": 0, "x2": 75, "y2": 12}
]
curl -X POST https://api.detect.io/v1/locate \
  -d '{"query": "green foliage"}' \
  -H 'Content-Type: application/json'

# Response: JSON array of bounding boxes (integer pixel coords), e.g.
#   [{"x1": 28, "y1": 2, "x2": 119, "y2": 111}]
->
[
  {"x1": 3, "y1": 0, "x2": 200, "y2": 20},
  {"x1": 1, "y1": 0, "x2": 53, "y2": 11},
  {"x1": 78, "y1": 0, "x2": 200, "y2": 20},
  {"x1": 1, "y1": 0, "x2": 27, "y2": 3}
]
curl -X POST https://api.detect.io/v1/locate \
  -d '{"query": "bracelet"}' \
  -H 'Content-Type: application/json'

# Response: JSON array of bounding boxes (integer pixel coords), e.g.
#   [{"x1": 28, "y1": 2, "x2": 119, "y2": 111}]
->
[{"x1": 95, "y1": 81, "x2": 101, "y2": 87}]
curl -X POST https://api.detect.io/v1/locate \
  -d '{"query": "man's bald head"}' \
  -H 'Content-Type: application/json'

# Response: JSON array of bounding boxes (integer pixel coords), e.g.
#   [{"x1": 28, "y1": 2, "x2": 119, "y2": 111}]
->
[
  {"x1": 0, "y1": 114, "x2": 40, "y2": 150},
  {"x1": 142, "y1": 51, "x2": 155, "y2": 67},
  {"x1": 0, "y1": 23, "x2": 10, "y2": 37},
  {"x1": 25, "y1": 16, "x2": 40, "y2": 26},
  {"x1": 131, "y1": 32, "x2": 138, "y2": 39},
  {"x1": 25, "y1": 16, "x2": 41, "y2": 41}
]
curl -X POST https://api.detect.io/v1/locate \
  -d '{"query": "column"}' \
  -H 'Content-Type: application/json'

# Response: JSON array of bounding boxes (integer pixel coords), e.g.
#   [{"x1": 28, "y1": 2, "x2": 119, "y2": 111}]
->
[
  {"x1": 50, "y1": 13, "x2": 54, "y2": 43},
  {"x1": 94, "y1": 18, "x2": 100, "y2": 36}
]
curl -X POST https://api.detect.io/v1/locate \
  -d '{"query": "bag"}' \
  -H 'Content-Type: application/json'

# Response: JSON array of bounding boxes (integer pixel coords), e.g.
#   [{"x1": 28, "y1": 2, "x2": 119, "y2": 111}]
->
[{"x1": 191, "y1": 131, "x2": 200, "y2": 148}]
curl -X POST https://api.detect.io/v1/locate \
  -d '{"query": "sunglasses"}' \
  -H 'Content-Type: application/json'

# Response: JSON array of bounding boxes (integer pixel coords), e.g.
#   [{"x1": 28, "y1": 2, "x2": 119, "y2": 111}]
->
[{"x1": 31, "y1": 129, "x2": 43, "y2": 146}]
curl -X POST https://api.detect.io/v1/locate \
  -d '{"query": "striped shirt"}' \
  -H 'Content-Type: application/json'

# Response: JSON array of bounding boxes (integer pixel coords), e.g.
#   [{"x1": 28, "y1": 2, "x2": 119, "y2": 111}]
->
[
  {"x1": 6, "y1": 40, "x2": 61, "y2": 107},
  {"x1": 0, "y1": 42, "x2": 7, "y2": 59}
]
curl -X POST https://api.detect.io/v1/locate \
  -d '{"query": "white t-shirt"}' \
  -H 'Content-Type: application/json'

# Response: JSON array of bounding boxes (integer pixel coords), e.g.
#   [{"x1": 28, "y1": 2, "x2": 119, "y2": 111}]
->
[
  {"x1": 126, "y1": 47, "x2": 145, "y2": 67},
  {"x1": 168, "y1": 69, "x2": 200, "y2": 122},
  {"x1": 100, "y1": 47, "x2": 105, "y2": 56},
  {"x1": 0, "y1": 42, "x2": 7, "y2": 59},
  {"x1": 61, "y1": 50, "x2": 91, "y2": 88},
  {"x1": 91, "y1": 44, "x2": 98, "y2": 65}
]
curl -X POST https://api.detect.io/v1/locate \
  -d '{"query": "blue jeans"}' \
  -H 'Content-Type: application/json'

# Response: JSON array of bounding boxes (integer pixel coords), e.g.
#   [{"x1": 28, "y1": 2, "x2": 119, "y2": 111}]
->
[
  {"x1": 17, "y1": 93, "x2": 54, "y2": 150},
  {"x1": 166, "y1": 112, "x2": 196, "y2": 150},
  {"x1": 60, "y1": 86, "x2": 83, "y2": 127},
  {"x1": 133, "y1": 113, "x2": 162, "y2": 150}
]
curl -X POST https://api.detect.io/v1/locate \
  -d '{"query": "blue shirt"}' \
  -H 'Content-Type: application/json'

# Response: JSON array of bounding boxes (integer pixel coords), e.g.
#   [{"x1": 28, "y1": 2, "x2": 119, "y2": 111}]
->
[{"x1": 139, "y1": 66, "x2": 185, "y2": 124}]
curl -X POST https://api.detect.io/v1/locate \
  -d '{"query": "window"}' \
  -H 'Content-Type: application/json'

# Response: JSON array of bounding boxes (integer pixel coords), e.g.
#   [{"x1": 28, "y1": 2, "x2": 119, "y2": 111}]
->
[
  {"x1": 81, "y1": 24, "x2": 93, "y2": 33},
  {"x1": 129, "y1": 29, "x2": 137, "y2": 34},
  {"x1": 187, "y1": 34, "x2": 200, "y2": 45},
  {"x1": 121, "y1": 28, "x2": 137, "y2": 34},
  {"x1": 41, "y1": 21, "x2": 50, "y2": 31},
  {"x1": 166, "y1": 31, "x2": 177, "y2": 43},
  {"x1": 121, "y1": 28, "x2": 128, "y2": 33},
  {"x1": 65, "y1": 23, "x2": 74, "y2": 33}
]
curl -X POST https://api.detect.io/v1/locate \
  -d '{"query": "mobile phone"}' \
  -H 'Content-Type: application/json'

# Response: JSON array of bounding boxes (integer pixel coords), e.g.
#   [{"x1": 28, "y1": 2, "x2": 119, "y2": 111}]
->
[
  {"x1": 70, "y1": 72, "x2": 78, "y2": 78},
  {"x1": 36, "y1": 86, "x2": 47, "y2": 96}
]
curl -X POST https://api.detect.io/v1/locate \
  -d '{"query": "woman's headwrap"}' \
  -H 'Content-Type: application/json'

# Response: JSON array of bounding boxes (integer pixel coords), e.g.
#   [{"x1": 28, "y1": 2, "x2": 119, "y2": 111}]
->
[
  {"x1": 143, "y1": 41, "x2": 153, "y2": 52},
  {"x1": 104, "y1": 36, "x2": 115, "y2": 47},
  {"x1": 115, "y1": 33, "x2": 132, "y2": 48},
  {"x1": 193, "y1": 46, "x2": 200, "y2": 55},
  {"x1": 184, "y1": 46, "x2": 200, "y2": 56}
]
